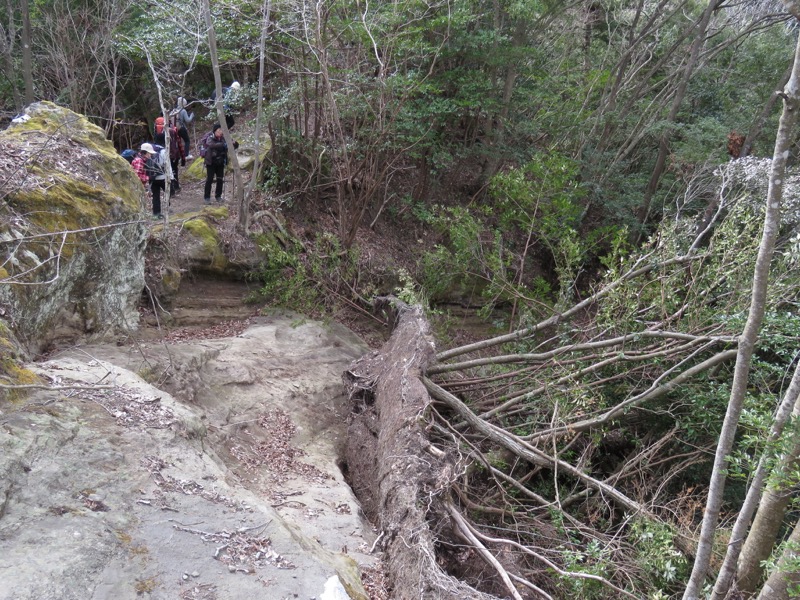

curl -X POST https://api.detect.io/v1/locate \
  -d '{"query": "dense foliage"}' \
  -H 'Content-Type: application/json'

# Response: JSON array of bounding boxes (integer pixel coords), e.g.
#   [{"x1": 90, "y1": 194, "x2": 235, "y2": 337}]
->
[{"x1": 4, "y1": 0, "x2": 800, "y2": 597}]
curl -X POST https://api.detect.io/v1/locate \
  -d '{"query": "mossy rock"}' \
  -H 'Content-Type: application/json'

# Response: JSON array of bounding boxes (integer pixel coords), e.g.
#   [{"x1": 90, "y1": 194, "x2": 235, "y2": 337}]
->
[
  {"x1": 145, "y1": 205, "x2": 265, "y2": 283},
  {"x1": 167, "y1": 207, "x2": 231, "y2": 275},
  {"x1": 184, "y1": 156, "x2": 207, "y2": 181},
  {"x1": 183, "y1": 216, "x2": 229, "y2": 272},
  {"x1": 0, "y1": 102, "x2": 149, "y2": 354},
  {"x1": 0, "y1": 320, "x2": 38, "y2": 402},
  {"x1": 237, "y1": 142, "x2": 271, "y2": 172}
]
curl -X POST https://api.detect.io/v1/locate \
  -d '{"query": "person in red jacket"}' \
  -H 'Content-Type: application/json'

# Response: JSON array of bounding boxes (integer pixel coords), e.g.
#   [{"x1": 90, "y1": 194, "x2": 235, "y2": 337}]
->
[{"x1": 131, "y1": 147, "x2": 150, "y2": 186}]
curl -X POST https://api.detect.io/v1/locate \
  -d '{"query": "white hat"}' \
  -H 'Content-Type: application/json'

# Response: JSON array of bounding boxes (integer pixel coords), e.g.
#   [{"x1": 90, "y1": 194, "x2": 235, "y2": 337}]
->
[
  {"x1": 140, "y1": 143, "x2": 156, "y2": 154},
  {"x1": 230, "y1": 81, "x2": 241, "y2": 90}
]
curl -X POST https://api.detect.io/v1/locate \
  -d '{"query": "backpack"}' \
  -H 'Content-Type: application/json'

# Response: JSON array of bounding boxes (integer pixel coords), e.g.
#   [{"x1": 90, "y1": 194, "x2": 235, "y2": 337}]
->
[
  {"x1": 145, "y1": 145, "x2": 167, "y2": 179},
  {"x1": 121, "y1": 149, "x2": 136, "y2": 164},
  {"x1": 168, "y1": 128, "x2": 183, "y2": 161},
  {"x1": 198, "y1": 132, "x2": 213, "y2": 158}
]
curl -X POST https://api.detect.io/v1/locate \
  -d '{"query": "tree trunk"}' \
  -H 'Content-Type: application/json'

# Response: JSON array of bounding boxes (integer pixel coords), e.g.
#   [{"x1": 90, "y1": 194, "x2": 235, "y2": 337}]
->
[
  {"x1": 343, "y1": 299, "x2": 502, "y2": 600},
  {"x1": 733, "y1": 360, "x2": 800, "y2": 593},
  {"x1": 681, "y1": 26, "x2": 800, "y2": 600},
  {"x1": 754, "y1": 517, "x2": 800, "y2": 600},
  {"x1": 20, "y1": 0, "x2": 33, "y2": 105},
  {"x1": 742, "y1": 64, "x2": 793, "y2": 158},
  {"x1": 710, "y1": 360, "x2": 800, "y2": 598},
  {"x1": 480, "y1": 20, "x2": 525, "y2": 183},
  {"x1": 1, "y1": 0, "x2": 21, "y2": 110},
  {"x1": 637, "y1": 0, "x2": 718, "y2": 227},
  {"x1": 244, "y1": 0, "x2": 272, "y2": 228},
  {"x1": 202, "y1": 0, "x2": 245, "y2": 230}
]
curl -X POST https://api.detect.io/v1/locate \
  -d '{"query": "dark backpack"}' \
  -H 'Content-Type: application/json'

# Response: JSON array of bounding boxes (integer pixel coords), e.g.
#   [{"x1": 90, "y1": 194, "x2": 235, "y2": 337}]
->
[
  {"x1": 198, "y1": 132, "x2": 213, "y2": 158},
  {"x1": 121, "y1": 149, "x2": 136, "y2": 164}
]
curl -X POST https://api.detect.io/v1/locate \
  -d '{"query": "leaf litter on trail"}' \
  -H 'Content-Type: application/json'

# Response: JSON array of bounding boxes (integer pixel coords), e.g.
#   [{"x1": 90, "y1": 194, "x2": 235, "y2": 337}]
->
[{"x1": 229, "y1": 409, "x2": 330, "y2": 485}]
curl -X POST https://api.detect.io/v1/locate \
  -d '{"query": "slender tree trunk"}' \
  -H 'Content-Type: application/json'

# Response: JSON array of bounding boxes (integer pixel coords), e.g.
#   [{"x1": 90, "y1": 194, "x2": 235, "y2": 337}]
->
[
  {"x1": 754, "y1": 517, "x2": 800, "y2": 600},
  {"x1": 742, "y1": 65, "x2": 793, "y2": 158},
  {"x1": 681, "y1": 29, "x2": 800, "y2": 600},
  {"x1": 244, "y1": 0, "x2": 272, "y2": 228},
  {"x1": 142, "y1": 46, "x2": 173, "y2": 223},
  {"x1": 1, "y1": 0, "x2": 21, "y2": 110},
  {"x1": 710, "y1": 360, "x2": 800, "y2": 599},
  {"x1": 637, "y1": 0, "x2": 718, "y2": 226},
  {"x1": 481, "y1": 21, "x2": 525, "y2": 182},
  {"x1": 733, "y1": 360, "x2": 800, "y2": 593},
  {"x1": 202, "y1": 0, "x2": 244, "y2": 229},
  {"x1": 20, "y1": 0, "x2": 33, "y2": 105}
]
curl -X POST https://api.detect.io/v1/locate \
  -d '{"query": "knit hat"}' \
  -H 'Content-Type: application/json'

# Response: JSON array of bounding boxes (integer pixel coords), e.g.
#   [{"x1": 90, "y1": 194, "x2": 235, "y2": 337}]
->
[
  {"x1": 140, "y1": 143, "x2": 156, "y2": 154},
  {"x1": 230, "y1": 81, "x2": 241, "y2": 90}
]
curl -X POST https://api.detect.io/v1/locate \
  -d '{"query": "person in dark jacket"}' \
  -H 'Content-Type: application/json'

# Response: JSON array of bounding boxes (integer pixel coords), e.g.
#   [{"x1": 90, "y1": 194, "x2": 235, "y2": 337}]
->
[
  {"x1": 209, "y1": 81, "x2": 239, "y2": 130},
  {"x1": 203, "y1": 123, "x2": 238, "y2": 203},
  {"x1": 154, "y1": 116, "x2": 185, "y2": 195},
  {"x1": 174, "y1": 97, "x2": 194, "y2": 158}
]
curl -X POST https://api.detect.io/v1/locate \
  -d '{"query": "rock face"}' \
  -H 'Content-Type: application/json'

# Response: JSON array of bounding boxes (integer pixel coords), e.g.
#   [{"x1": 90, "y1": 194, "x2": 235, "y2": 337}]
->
[
  {"x1": 0, "y1": 314, "x2": 376, "y2": 600},
  {"x1": 0, "y1": 102, "x2": 148, "y2": 356}
]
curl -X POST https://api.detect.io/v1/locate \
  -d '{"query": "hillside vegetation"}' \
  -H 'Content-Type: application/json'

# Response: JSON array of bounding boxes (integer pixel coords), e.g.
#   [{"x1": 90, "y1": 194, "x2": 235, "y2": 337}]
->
[{"x1": 3, "y1": 1, "x2": 800, "y2": 598}]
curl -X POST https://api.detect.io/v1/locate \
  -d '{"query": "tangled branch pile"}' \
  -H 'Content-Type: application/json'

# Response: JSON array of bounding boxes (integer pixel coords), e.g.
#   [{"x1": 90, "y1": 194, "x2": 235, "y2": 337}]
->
[{"x1": 348, "y1": 176, "x2": 800, "y2": 598}]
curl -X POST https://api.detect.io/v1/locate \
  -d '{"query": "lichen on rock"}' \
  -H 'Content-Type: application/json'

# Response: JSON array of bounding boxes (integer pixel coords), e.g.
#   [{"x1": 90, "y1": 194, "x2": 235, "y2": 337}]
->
[{"x1": 0, "y1": 102, "x2": 149, "y2": 355}]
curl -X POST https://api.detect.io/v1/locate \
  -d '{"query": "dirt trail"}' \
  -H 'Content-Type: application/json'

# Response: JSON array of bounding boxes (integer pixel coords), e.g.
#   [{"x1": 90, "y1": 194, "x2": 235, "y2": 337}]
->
[{"x1": 165, "y1": 157, "x2": 238, "y2": 215}]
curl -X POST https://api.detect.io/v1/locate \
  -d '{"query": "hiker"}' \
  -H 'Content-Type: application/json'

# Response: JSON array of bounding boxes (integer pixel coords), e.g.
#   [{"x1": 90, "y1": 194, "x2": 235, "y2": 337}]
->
[
  {"x1": 209, "y1": 81, "x2": 240, "y2": 129},
  {"x1": 154, "y1": 116, "x2": 185, "y2": 194},
  {"x1": 174, "y1": 97, "x2": 194, "y2": 159},
  {"x1": 202, "y1": 123, "x2": 238, "y2": 204},
  {"x1": 130, "y1": 147, "x2": 150, "y2": 186},
  {"x1": 141, "y1": 142, "x2": 167, "y2": 219}
]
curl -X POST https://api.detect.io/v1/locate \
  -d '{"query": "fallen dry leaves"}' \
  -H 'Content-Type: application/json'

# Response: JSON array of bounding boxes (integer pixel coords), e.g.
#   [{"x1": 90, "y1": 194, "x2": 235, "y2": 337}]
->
[
  {"x1": 229, "y1": 409, "x2": 330, "y2": 485},
  {"x1": 162, "y1": 318, "x2": 253, "y2": 343},
  {"x1": 78, "y1": 387, "x2": 178, "y2": 429}
]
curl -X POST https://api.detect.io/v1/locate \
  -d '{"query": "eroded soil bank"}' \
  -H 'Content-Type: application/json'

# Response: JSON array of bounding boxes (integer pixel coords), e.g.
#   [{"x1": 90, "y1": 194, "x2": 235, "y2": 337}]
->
[{"x1": 0, "y1": 308, "x2": 379, "y2": 600}]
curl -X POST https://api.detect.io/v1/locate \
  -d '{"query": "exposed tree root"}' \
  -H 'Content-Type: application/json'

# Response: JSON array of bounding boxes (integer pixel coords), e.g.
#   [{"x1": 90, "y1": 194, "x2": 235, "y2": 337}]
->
[{"x1": 344, "y1": 298, "x2": 505, "y2": 600}]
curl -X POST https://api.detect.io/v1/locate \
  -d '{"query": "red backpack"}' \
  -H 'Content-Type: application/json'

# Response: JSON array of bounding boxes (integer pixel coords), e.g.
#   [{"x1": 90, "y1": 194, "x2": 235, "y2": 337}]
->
[
  {"x1": 168, "y1": 127, "x2": 183, "y2": 161},
  {"x1": 198, "y1": 131, "x2": 214, "y2": 158}
]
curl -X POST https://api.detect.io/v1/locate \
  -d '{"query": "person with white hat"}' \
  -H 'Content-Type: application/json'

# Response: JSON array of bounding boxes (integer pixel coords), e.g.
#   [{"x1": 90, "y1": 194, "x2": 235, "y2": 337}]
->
[
  {"x1": 140, "y1": 142, "x2": 167, "y2": 219},
  {"x1": 210, "y1": 81, "x2": 240, "y2": 129}
]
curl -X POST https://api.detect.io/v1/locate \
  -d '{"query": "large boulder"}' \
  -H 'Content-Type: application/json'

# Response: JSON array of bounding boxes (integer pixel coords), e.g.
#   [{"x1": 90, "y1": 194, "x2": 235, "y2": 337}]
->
[{"x1": 0, "y1": 102, "x2": 148, "y2": 355}]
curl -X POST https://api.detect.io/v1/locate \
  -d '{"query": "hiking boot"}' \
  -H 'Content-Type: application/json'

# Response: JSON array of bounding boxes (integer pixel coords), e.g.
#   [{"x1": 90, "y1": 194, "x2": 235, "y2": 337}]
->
[
  {"x1": 203, "y1": 197, "x2": 211, "y2": 204},
  {"x1": 152, "y1": 213, "x2": 163, "y2": 220},
  {"x1": 186, "y1": 154, "x2": 194, "y2": 160},
  {"x1": 215, "y1": 197, "x2": 223, "y2": 203}
]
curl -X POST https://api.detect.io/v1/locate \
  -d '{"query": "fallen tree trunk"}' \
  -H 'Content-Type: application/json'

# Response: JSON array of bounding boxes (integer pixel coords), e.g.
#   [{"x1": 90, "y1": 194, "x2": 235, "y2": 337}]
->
[{"x1": 344, "y1": 298, "x2": 504, "y2": 600}]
